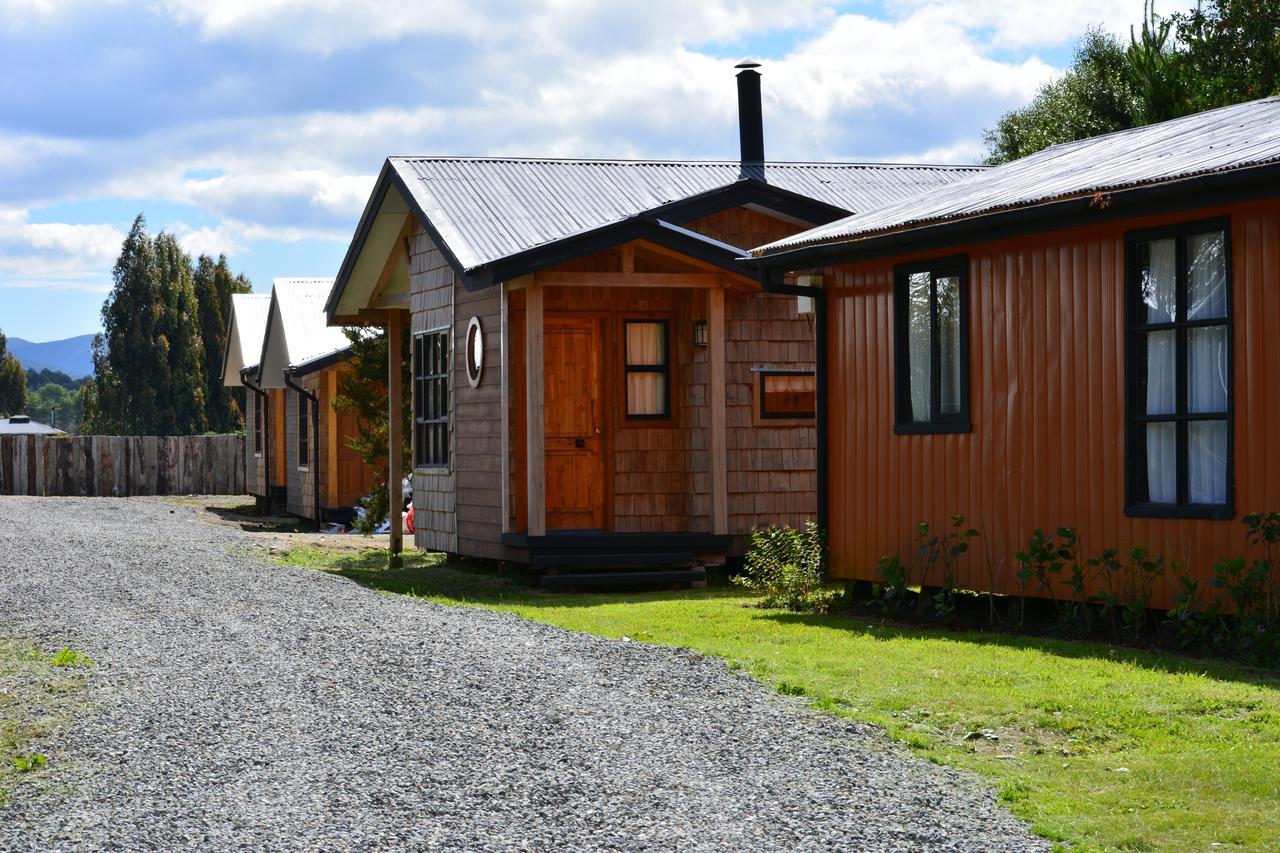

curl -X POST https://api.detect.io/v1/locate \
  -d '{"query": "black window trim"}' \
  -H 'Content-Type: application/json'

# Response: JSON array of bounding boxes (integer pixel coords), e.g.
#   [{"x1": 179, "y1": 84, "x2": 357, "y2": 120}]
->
[
  {"x1": 413, "y1": 326, "x2": 451, "y2": 471},
  {"x1": 296, "y1": 391, "x2": 310, "y2": 471},
  {"x1": 757, "y1": 368, "x2": 817, "y2": 421},
  {"x1": 623, "y1": 318, "x2": 672, "y2": 421},
  {"x1": 893, "y1": 255, "x2": 971, "y2": 435},
  {"x1": 1124, "y1": 215, "x2": 1234, "y2": 520}
]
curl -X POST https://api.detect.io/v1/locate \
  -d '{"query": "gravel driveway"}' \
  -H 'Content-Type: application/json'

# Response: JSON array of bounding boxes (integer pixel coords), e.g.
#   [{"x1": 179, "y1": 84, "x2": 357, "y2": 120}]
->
[{"x1": 0, "y1": 497, "x2": 1046, "y2": 851}]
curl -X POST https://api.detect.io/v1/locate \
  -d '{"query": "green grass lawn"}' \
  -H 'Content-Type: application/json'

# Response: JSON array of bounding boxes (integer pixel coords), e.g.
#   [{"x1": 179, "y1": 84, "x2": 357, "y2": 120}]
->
[
  {"x1": 275, "y1": 546, "x2": 1280, "y2": 852},
  {"x1": 0, "y1": 639, "x2": 90, "y2": 806}
]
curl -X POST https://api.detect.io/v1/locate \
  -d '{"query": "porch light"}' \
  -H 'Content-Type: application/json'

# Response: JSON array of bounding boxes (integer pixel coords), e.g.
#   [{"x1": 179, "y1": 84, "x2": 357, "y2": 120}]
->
[{"x1": 693, "y1": 320, "x2": 708, "y2": 347}]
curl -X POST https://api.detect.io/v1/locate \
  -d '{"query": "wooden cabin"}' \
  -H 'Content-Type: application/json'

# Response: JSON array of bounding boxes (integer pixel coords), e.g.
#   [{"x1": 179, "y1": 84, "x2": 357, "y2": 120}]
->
[
  {"x1": 256, "y1": 279, "x2": 373, "y2": 522},
  {"x1": 222, "y1": 293, "x2": 287, "y2": 508},
  {"x1": 752, "y1": 96, "x2": 1280, "y2": 608},
  {"x1": 323, "y1": 64, "x2": 979, "y2": 578}
]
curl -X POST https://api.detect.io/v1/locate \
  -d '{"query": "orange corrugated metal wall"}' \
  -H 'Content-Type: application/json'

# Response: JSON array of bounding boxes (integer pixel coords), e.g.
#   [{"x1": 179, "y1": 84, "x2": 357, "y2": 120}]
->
[{"x1": 826, "y1": 199, "x2": 1280, "y2": 608}]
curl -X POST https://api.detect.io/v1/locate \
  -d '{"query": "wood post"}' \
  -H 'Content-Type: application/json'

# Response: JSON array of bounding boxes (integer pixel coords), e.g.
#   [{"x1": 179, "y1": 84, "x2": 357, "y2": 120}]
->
[
  {"x1": 709, "y1": 286, "x2": 728, "y2": 535},
  {"x1": 525, "y1": 282, "x2": 546, "y2": 537},
  {"x1": 388, "y1": 308, "x2": 404, "y2": 554}
]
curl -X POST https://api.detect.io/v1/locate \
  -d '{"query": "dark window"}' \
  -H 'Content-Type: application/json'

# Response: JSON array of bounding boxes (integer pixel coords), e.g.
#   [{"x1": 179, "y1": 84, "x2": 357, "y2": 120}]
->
[
  {"x1": 894, "y1": 257, "x2": 970, "y2": 433},
  {"x1": 758, "y1": 370, "x2": 816, "y2": 420},
  {"x1": 624, "y1": 320, "x2": 670, "y2": 419},
  {"x1": 297, "y1": 392, "x2": 310, "y2": 469},
  {"x1": 1126, "y1": 220, "x2": 1232, "y2": 519},
  {"x1": 414, "y1": 329, "x2": 450, "y2": 469},
  {"x1": 254, "y1": 393, "x2": 264, "y2": 454}
]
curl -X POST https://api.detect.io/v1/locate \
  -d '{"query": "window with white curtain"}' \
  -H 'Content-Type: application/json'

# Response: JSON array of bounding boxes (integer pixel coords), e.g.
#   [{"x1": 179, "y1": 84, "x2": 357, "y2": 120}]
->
[
  {"x1": 1127, "y1": 221, "x2": 1231, "y2": 518},
  {"x1": 624, "y1": 320, "x2": 669, "y2": 419},
  {"x1": 894, "y1": 257, "x2": 969, "y2": 433}
]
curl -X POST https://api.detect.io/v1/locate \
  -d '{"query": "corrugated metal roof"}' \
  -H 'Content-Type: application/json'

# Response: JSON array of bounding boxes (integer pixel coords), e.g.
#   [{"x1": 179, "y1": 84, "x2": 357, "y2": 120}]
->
[
  {"x1": 389, "y1": 157, "x2": 981, "y2": 271},
  {"x1": 756, "y1": 96, "x2": 1280, "y2": 256},
  {"x1": 0, "y1": 416, "x2": 63, "y2": 436},
  {"x1": 271, "y1": 278, "x2": 350, "y2": 367}
]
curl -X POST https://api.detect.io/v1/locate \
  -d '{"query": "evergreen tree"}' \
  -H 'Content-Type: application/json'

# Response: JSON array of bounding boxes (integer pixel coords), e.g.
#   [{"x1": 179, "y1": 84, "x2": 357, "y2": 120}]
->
[
  {"x1": 985, "y1": 4, "x2": 1280, "y2": 164},
  {"x1": 193, "y1": 254, "x2": 252, "y2": 433},
  {"x1": 153, "y1": 232, "x2": 206, "y2": 435},
  {"x1": 984, "y1": 29, "x2": 1142, "y2": 164},
  {"x1": 0, "y1": 330, "x2": 28, "y2": 417},
  {"x1": 89, "y1": 214, "x2": 212, "y2": 435}
]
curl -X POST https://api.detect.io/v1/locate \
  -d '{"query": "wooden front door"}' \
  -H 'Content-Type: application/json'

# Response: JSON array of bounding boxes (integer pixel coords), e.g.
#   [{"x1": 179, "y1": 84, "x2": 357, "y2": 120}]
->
[{"x1": 544, "y1": 317, "x2": 605, "y2": 530}]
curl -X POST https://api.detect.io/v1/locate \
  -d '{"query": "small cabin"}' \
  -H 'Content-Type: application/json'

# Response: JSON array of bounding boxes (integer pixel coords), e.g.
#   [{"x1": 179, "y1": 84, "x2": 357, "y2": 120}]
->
[
  {"x1": 752, "y1": 96, "x2": 1280, "y2": 608},
  {"x1": 323, "y1": 64, "x2": 978, "y2": 579},
  {"x1": 222, "y1": 293, "x2": 285, "y2": 508},
  {"x1": 256, "y1": 279, "x2": 373, "y2": 522}
]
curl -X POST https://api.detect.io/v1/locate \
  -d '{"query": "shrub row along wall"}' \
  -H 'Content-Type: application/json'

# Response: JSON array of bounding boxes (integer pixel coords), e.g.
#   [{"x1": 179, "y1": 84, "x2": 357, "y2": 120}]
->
[{"x1": 0, "y1": 435, "x2": 246, "y2": 497}]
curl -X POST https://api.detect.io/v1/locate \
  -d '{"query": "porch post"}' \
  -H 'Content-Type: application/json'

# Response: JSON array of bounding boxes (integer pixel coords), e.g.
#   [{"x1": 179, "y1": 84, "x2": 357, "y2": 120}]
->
[
  {"x1": 525, "y1": 282, "x2": 546, "y2": 537},
  {"x1": 708, "y1": 285, "x2": 728, "y2": 535},
  {"x1": 388, "y1": 308, "x2": 404, "y2": 554}
]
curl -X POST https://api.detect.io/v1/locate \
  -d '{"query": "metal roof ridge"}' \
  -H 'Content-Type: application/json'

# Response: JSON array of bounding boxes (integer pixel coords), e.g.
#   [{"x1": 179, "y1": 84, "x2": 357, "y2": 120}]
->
[{"x1": 387, "y1": 154, "x2": 984, "y2": 170}]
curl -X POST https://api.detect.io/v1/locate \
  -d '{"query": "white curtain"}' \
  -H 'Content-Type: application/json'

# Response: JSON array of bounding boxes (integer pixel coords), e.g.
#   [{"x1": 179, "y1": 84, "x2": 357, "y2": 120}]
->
[
  {"x1": 1189, "y1": 420, "x2": 1228, "y2": 504},
  {"x1": 906, "y1": 273, "x2": 932, "y2": 420},
  {"x1": 626, "y1": 322, "x2": 665, "y2": 416},
  {"x1": 1188, "y1": 231, "x2": 1227, "y2": 320},
  {"x1": 1141, "y1": 239, "x2": 1179, "y2": 501},
  {"x1": 1145, "y1": 330, "x2": 1176, "y2": 415},
  {"x1": 1141, "y1": 238, "x2": 1177, "y2": 323},
  {"x1": 936, "y1": 275, "x2": 961, "y2": 415},
  {"x1": 1146, "y1": 422, "x2": 1177, "y2": 503}
]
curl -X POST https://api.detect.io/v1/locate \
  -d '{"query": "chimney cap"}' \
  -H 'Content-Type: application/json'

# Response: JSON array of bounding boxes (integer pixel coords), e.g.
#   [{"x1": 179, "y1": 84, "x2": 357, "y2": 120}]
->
[{"x1": 734, "y1": 60, "x2": 762, "y2": 70}]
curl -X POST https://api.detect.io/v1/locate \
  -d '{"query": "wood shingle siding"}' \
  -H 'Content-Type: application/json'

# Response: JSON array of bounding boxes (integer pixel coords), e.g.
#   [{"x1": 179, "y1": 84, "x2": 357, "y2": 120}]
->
[{"x1": 409, "y1": 223, "x2": 458, "y2": 553}]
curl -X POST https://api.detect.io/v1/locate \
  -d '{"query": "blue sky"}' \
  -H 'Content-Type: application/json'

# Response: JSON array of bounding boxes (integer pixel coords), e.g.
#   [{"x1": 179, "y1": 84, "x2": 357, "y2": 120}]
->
[{"x1": 0, "y1": 0, "x2": 1148, "y2": 342}]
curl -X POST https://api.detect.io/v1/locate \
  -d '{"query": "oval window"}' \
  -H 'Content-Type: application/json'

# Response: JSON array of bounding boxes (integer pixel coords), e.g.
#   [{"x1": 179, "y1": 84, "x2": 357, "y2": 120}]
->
[{"x1": 465, "y1": 316, "x2": 484, "y2": 387}]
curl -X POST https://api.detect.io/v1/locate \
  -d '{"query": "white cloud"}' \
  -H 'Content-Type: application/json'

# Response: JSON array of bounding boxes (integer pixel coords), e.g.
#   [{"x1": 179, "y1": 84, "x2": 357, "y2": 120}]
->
[
  {"x1": 892, "y1": 0, "x2": 1149, "y2": 49},
  {"x1": 0, "y1": 207, "x2": 121, "y2": 292},
  {"x1": 154, "y1": 0, "x2": 835, "y2": 53},
  {"x1": 169, "y1": 217, "x2": 348, "y2": 258},
  {"x1": 2, "y1": 0, "x2": 1144, "y2": 311}
]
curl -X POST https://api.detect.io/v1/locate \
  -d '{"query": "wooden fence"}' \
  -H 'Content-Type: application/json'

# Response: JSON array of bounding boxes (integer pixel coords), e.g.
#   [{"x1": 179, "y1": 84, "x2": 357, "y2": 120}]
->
[{"x1": 0, "y1": 435, "x2": 245, "y2": 497}]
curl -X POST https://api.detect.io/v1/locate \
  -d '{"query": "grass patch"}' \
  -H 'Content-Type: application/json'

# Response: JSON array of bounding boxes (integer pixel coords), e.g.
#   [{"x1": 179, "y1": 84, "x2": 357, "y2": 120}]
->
[
  {"x1": 275, "y1": 546, "x2": 1280, "y2": 851},
  {"x1": 0, "y1": 638, "x2": 91, "y2": 805}
]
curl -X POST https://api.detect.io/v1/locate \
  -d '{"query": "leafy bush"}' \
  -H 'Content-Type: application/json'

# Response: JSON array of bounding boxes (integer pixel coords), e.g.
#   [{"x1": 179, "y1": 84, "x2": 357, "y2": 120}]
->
[
  {"x1": 873, "y1": 555, "x2": 909, "y2": 615},
  {"x1": 734, "y1": 521, "x2": 830, "y2": 613}
]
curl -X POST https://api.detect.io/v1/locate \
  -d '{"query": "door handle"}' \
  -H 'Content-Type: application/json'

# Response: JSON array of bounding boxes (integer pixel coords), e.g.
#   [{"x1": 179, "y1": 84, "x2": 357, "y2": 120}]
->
[{"x1": 574, "y1": 438, "x2": 586, "y2": 448}]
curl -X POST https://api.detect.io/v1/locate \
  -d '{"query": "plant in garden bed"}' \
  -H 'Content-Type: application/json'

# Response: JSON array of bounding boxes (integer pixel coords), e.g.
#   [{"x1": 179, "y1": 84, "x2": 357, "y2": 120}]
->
[
  {"x1": 872, "y1": 555, "x2": 910, "y2": 615},
  {"x1": 732, "y1": 521, "x2": 831, "y2": 613}
]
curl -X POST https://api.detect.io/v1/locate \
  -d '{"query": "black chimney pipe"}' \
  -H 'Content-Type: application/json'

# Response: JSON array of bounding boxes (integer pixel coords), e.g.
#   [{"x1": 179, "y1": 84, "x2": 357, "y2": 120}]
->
[{"x1": 735, "y1": 61, "x2": 764, "y2": 163}]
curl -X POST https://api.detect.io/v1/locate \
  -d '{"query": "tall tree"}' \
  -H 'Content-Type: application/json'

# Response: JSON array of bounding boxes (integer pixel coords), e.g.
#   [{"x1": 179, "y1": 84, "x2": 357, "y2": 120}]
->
[
  {"x1": 1174, "y1": 0, "x2": 1280, "y2": 110},
  {"x1": 194, "y1": 254, "x2": 253, "y2": 433},
  {"x1": 984, "y1": 29, "x2": 1142, "y2": 164},
  {"x1": 0, "y1": 330, "x2": 28, "y2": 417},
  {"x1": 152, "y1": 231, "x2": 207, "y2": 435},
  {"x1": 985, "y1": 3, "x2": 1280, "y2": 164},
  {"x1": 86, "y1": 214, "x2": 210, "y2": 435}
]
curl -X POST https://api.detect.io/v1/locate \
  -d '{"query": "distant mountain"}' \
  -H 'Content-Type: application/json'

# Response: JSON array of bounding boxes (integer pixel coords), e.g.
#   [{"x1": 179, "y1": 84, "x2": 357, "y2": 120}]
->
[{"x1": 7, "y1": 334, "x2": 95, "y2": 380}]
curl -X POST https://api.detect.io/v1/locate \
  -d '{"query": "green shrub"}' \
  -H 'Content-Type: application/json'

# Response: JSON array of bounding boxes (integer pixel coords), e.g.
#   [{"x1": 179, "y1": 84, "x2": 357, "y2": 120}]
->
[{"x1": 733, "y1": 521, "x2": 831, "y2": 613}]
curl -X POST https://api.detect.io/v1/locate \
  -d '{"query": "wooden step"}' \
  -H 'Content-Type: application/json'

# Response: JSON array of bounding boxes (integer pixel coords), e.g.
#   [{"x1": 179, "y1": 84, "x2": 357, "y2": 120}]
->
[
  {"x1": 502, "y1": 532, "x2": 733, "y2": 554},
  {"x1": 540, "y1": 567, "x2": 707, "y2": 591},
  {"x1": 531, "y1": 551, "x2": 696, "y2": 570}
]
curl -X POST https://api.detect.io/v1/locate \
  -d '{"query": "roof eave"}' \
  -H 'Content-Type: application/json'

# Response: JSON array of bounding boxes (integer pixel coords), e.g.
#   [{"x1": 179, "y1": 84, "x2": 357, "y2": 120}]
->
[
  {"x1": 753, "y1": 162, "x2": 1280, "y2": 272},
  {"x1": 464, "y1": 179, "x2": 853, "y2": 289}
]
